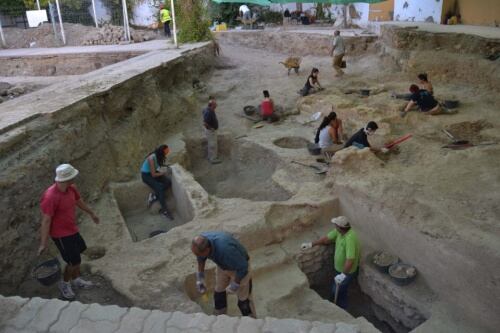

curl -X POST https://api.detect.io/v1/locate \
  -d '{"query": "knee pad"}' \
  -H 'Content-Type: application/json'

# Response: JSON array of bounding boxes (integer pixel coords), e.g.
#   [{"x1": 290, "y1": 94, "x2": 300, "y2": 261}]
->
[
  {"x1": 238, "y1": 299, "x2": 253, "y2": 317},
  {"x1": 213, "y1": 291, "x2": 227, "y2": 310}
]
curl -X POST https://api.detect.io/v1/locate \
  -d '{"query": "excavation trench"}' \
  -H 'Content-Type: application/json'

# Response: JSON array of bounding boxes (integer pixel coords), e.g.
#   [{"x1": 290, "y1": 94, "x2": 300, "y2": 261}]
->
[
  {"x1": 182, "y1": 198, "x2": 429, "y2": 331},
  {"x1": 184, "y1": 136, "x2": 292, "y2": 202},
  {"x1": 0, "y1": 51, "x2": 145, "y2": 76},
  {"x1": 112, "y1": 170, "x2": 194, "y2": 241}
]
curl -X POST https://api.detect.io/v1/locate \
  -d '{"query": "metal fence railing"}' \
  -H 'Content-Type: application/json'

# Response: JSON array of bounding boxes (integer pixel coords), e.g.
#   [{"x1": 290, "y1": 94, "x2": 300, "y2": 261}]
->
[{"x1": 0, "y1": 0, "x2": 131, "y2": 48}]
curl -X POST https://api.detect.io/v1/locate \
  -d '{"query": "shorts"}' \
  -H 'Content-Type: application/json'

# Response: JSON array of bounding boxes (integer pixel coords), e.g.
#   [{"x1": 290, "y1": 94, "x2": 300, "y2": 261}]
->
[
  {"x1": 333, "y1": 54, "x2": 344, "y2": 68},
  {"x1": 52, "y1": 232, "x2": 87, "y2": 265}
]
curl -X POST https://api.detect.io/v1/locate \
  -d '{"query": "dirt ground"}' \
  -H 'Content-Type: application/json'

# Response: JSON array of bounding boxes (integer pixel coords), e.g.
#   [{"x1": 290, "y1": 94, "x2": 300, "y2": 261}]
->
[
  {"x1": 3, "y1": 27, "x2": 499, "y2": 332},
  {"x1": 1, "y1": 22, "x2": 159, "y2": 49}
]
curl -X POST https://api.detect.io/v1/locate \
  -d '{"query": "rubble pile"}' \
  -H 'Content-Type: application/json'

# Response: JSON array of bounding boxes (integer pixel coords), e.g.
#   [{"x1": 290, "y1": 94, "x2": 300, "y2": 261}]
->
[{"x1": 83, "y1": 24, "x2": 156, "y2": 45}]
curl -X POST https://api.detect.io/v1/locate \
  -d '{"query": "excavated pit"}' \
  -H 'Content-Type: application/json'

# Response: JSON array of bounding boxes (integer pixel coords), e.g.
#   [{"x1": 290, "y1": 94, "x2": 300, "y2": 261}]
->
[
  {"x1": 297, "y1": 248, "x2": 423, "y2": 333},
  {"x1": 182, "y1": 198, "x2": 428, "y2": 332},
  {"x1": 273, "y1": 136, "x2": 310, "y2": 149},
  {"x1": 184, "y1": 136, "x2": 292, "y2": 201},
  {"x1": 0, "y1": 52, "x2": 144, "y2": 76},
  {"x1": 112, "y1": 165, "x2": 196, "y2": 242}
]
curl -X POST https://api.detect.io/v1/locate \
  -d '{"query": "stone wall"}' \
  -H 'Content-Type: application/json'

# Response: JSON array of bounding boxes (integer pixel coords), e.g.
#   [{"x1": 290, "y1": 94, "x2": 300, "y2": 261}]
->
[
  {"x1": 379, "y1": 25, "x2": 500, "y2": 87},
  {"x1": 216, "y1": 31, "x2": 377, "y2": 57},
  {"x1": 0, "y1": 295, "x2": 369, "y2": 333},
  {"x1": 0, "y1": 43, "x2": 214, "y2": 295},
  {"x1": 0, "y1": 52, "x2": 144, "y2": 76}
]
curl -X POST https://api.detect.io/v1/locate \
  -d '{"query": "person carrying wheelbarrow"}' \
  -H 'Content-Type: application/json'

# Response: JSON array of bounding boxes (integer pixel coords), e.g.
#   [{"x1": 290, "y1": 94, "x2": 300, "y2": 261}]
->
[
  {"x1": 301, "y1": 216, "x2": 361, "y2": 309},
  {"x1": 38, "y1": 164, "x2": 100, "y2": 300}
]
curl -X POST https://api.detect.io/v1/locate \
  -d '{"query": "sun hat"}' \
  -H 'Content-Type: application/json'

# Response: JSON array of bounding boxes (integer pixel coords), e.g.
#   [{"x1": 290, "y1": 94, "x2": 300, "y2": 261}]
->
[
  {"x1": 331, "y1": 216, "x2": 350, "y2": 228},
  {"x1": 55, "y1": 164, "x2": 79, "y2": 182}
]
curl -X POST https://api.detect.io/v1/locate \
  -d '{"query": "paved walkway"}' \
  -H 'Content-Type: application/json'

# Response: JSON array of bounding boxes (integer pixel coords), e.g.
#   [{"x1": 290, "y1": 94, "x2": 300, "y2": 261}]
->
[
  {"x1": 0, "y1": 295, "x2": 365, "y2": 333},
  {"x1": 0, "y1": 40, "x2": 174, "y2": 58}
]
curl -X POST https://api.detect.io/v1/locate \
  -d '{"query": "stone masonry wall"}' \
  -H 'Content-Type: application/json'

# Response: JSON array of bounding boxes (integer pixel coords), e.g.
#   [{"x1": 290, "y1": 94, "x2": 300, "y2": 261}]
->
[{"x1": 0, "y1": 295, "x2": 367, "y2": 333}]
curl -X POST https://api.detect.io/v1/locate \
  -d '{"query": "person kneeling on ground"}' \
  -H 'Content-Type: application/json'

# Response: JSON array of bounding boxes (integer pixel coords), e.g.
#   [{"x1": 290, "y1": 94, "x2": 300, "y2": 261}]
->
[
  {"x1": 259, "y1": 90, "x2": 280, "y2": 123},
  {"x1": 301, "y1": 216, "x2": 361, "y2": 309},
  {"x1": 344, "y1": 121, "x2": 388, "y2": 153},
  {"x1": 417, "y1": 73, "x2": 433, "y2": 95},
  {"x1": 402, "y1": 84, "x2": 455, "y2": 116},
  {"x1": 39, "y1": 164, "x2": 100, "y2": 300},
  {"x1": 315, "y1": 110, "x2": 344, "y2": 159},
  {"x1": 392, "y1": 73, "x2": 433, "y2": 100},
  {"x1": 141, "y1": 144, "x2": 174, "y2": 220},
  {"x1": 299, "y1": 68, "x2": 323, "y2": 96},
  {"x1": 192, "y1": 232, "x2": 256, "y2": 318}
]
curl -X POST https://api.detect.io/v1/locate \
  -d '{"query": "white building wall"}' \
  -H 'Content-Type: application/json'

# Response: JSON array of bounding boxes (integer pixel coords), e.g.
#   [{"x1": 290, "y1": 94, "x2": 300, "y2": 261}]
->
[
  {"x1": 270, "y1": 3, "x2": 371, "y2": 26},
  {"x1": 394, "y1": 0, "x2": 442, "y2": 23}
]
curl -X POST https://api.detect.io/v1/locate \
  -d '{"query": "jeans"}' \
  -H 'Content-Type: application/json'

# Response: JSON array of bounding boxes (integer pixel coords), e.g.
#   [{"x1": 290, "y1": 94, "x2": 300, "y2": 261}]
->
[
  {"x1": 331, "y1": 269, "x2": 358, "y2": 309},
  {"x1": 163, "y1": 21, "x2": 171, "y2": 37},
  {"x1": 205, "y1": 128, "x2": 218, "y2": 161},
  {"x1": 141, "y1": 172, "x2": 171, "y2": 211}
]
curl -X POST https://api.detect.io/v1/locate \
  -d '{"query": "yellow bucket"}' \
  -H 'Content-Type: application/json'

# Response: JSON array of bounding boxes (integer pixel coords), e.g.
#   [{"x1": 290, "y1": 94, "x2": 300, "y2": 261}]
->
[{"x1": 215, "y1": 23, "x2": 227, "y2": 32}]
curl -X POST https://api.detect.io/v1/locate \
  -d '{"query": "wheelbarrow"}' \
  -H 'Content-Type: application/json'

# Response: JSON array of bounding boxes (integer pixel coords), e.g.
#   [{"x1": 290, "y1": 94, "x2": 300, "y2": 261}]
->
[{"x1": 279, "y1": 56, "x2": 302, "y2": 75}]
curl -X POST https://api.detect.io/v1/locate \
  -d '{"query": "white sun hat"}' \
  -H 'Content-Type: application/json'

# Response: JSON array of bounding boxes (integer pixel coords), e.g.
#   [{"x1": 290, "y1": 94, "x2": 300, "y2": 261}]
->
[
  {"x1": 55, "y1": 164, "x2": 79, "y2": 182},
  {"x1": 331, "y1": 216, "x2": 350, "y2": 228}
]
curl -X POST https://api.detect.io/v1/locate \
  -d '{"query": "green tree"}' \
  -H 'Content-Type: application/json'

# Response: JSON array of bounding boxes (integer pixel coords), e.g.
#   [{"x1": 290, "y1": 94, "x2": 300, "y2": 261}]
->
[{"x1": 177, "y1": 0, "x2": 211, "y2": 43}]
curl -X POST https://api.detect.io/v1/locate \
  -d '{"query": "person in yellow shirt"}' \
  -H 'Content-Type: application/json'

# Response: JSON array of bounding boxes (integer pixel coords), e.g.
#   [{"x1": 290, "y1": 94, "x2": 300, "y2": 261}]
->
[
  {"x1": 159, "y1": 4, "x2": 171, "y2": 38},
  {"x1": 301, "y1": 216, "x2": 361, "y2": 309}
]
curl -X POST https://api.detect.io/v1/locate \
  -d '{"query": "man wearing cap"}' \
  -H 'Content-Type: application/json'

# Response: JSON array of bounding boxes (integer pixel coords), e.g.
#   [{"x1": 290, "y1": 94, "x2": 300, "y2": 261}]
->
[
  {"x1": 301, "y1": 216, "x2": 360, "y2": 309},
  {"x1": 38, "y1": 164, "x2": 100, "y2": 300},
  {"x1": 191, "y1": 232, "x2": 256, "y2": 318}
]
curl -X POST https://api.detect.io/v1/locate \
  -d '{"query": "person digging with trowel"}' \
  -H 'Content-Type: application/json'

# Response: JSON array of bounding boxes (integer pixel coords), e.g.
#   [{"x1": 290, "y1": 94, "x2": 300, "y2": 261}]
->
[
  {"x1": 344, "y1": 121, "x2": 389, "y2": 154},
  {"x1": 192, "y1": 232, "x2": 256, "y2": 318},
  {"x1": 301, "y1": 216, "x2": 361, "y2": 309},
  {"x1": 401, "y1": 84, "x2": 456, "y2": 116}
]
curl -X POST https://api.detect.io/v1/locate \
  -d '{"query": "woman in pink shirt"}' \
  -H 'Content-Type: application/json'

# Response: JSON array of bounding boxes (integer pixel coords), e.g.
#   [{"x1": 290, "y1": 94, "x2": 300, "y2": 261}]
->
[{"x1": 260, "y1": 90, "x2": 280, "y2": 122}]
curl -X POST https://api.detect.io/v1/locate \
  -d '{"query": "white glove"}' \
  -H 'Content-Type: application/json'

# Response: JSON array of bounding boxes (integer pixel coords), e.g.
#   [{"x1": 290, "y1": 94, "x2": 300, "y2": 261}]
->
[
  {"x1": 381, "y1": 147, "x2": 389, "y2": 154},
  {"x1": 335, "y1": 273, "x2": 346, "y2": 284},
  {"x1": 196, "y1": 272, "x2": 207, "y2": 294},
  {"x1": 301, "y1": 242, "x2": 312, "y2": 250}
]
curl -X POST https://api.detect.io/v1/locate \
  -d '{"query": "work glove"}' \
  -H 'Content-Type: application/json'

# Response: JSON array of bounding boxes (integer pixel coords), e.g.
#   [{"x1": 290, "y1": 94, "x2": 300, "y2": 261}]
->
[
  {"x1": 226, "y1": 281, "x2": 240, "y2": 294},
  {"x1": 381, "y1": 147, "x2": 389, "y2": 154},
  {"x1": 335, "y1": 273, "x2": 346, "y2": 284},
  {"x1": 196, "y1": 272, "x2": 207, "y2": 294},
  {"x1": 301, "y1": 242, "x2": 313, "y2": 250}
]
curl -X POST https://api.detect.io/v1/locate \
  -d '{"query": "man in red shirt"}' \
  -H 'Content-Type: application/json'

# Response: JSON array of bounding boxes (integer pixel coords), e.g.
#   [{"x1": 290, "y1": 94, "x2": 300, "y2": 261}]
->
[
  {"x1": 38, "y1": 164, "x2": 100, "y2": 299},
  {"x1": 260, "y1": 90, "x2": 280, "y2": 123}
]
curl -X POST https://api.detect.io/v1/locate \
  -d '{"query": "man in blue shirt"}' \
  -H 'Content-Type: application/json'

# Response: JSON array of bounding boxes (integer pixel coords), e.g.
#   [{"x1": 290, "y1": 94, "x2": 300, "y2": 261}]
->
[
  {"x1": 191, "y1": 232, "x2": 256, "y2": 317},
  {"x1": 202, "y1": 96, "x2": 221, "y2": 164}
]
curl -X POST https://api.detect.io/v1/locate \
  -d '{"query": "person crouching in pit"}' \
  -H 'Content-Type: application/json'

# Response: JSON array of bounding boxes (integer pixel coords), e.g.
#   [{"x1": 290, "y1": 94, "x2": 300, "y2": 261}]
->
[
  {"x1": 38, "y1": 164, "x2": 100, "y2": 300},
  {"x1": 192, "y1": 232, "x2": 256, "y2": 318}
]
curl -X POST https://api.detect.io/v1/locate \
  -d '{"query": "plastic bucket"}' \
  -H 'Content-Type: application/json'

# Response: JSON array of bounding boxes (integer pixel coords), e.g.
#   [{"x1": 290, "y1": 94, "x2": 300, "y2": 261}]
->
[
  {"x1": 371, "y1": 251, "x2": 399, "y2": 274},
  {"x1": 32, "y1": 257, "x2": 61, "y2": 286},
  {"x1": 389, "y1": 263, "x2": 417, "y2": 286}
]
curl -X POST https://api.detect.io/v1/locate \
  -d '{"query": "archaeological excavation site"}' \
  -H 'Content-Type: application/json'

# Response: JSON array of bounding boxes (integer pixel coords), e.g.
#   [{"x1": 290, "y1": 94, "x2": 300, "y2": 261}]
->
[{"x1": 0, "y1": 2, "x2": 500, "y2": 332}]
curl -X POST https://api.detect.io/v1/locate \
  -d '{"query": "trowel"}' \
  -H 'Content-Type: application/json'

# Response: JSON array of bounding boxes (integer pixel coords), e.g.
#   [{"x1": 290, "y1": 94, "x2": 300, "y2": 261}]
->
[{"x1": 291, "y1": 160, "x2": 328, "y2": 175}]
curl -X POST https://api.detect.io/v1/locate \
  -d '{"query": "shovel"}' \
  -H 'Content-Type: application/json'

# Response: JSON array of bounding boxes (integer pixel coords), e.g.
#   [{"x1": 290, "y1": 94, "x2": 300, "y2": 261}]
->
[
  {"x1": 235, "y1": 113, "x2": 261, "y2": 124},
  {"x1": 291, "y1": 160, "x2": 327, "y2": 174},
  {"x1": 442, "y1": 129, "x2": 469, "y2": 145},
  {"x1": 334, "y1": 280, "x2": 340, "y2": 305}
]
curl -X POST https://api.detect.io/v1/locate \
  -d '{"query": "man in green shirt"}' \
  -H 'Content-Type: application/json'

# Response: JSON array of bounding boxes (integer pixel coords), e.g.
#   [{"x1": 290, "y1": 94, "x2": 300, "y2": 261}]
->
[
  {"x1": 159, "y1": 4, "x2": 171, "y2": 38},
  {"x1": 301, "y1": 215, "x2": 361, "y2": 309}
]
